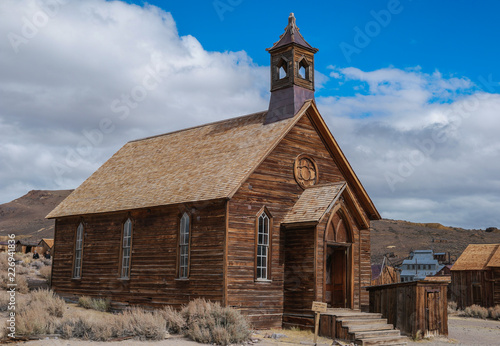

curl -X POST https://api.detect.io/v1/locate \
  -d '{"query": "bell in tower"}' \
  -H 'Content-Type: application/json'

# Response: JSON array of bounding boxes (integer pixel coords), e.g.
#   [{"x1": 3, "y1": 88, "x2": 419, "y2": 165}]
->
[{"x1": 265, "y1": 13, "x2": 318, "y2": 124}]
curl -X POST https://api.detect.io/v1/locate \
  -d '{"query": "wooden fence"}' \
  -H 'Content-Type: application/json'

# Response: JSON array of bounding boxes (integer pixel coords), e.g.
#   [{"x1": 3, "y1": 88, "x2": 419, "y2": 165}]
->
[{"x1": 367, "y1": 281, "x2": 448, "y2": 338}]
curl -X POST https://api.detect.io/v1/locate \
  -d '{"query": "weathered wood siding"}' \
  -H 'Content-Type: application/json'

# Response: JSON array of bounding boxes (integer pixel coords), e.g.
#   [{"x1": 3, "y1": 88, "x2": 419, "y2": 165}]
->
[
  {"x1": 227, "y1": 113, "x2": 369, "y2": 328},
  {"x1": 52, "y1": 200, "x2": 226, "y2": 308},
  {"x1": 450, "y1": 270, "x2": 496, "y2": 309},
  {"x1": 283, "y1": 227, "x2": 316, "y2": 321},
  {"x1": 368, "y1": 281, "x2": 448, "y2": 338}
]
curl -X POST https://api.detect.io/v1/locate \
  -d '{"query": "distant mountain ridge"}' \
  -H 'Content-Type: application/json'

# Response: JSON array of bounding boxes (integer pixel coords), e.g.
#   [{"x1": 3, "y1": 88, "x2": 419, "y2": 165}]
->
[
  {"x1": 1, "y1": 190, "x2": 498, "y2": 262},
  {"x1": 0, "y1": 190, "x2": 72, "y2": 240},
  {"x1": 370, "y1": 219, "x2": 500, "y2": 264}
]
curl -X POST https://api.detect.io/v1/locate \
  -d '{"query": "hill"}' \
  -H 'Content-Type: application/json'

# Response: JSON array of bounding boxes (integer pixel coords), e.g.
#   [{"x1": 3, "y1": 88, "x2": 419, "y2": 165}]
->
[
  {"x1": 370, "y1": 219, "x2": 500, "y2": 265},
  {"x1": 0, "y1": 190, "x2": 72, "y2": 241},
  {"x1": 1, "y1": 190, "x2": 498, "y2": 262}
]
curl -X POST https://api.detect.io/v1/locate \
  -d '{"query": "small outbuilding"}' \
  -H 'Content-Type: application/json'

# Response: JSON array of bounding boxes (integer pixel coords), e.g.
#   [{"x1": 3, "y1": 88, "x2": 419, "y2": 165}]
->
[
  {"x1": 450, "y1": 244, "x2": 500, "y2": 308},
  {"x1": 38, "y1": 238, "x2": 54, "y2": 256},
  {"x1": 15, "y1": 240, "x2": 40, "y2": 254}
]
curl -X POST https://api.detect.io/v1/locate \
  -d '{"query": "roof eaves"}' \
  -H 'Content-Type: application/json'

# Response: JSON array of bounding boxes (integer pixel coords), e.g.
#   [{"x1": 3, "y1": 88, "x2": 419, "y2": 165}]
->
[{"x1": 306, "y1": 101, "x2": 381, "y2": 221}]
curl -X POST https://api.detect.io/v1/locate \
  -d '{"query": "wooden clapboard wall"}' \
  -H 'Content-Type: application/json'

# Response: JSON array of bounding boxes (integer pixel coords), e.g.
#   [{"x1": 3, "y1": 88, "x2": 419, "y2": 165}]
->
[{"x1": 52, "y1": 200, "x2": 226, "y2": 308}]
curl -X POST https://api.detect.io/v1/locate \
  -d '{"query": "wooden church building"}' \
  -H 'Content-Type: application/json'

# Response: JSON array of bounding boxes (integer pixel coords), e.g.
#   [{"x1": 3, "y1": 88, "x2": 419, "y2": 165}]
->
[{"x1": 48, "y1": 14, "x2": 380, "y2": 329}]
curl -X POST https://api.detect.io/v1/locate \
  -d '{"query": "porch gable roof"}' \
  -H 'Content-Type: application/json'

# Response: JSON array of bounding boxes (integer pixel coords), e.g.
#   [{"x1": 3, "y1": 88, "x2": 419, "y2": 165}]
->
[{"x1": 282, "y1": 182, "x2": 346, "y2": 224}]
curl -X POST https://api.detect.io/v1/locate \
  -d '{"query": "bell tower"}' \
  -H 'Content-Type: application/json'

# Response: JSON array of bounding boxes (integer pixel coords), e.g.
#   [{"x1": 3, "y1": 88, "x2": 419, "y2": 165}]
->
[{"x1": 266, "y1": 13, "x2": 318, "y2": 124}]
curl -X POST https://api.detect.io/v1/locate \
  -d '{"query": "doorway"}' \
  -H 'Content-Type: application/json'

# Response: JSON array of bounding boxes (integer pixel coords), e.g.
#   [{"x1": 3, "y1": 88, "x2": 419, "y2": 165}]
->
[{"x1": 325, "y1": 245, "x2": 350, "y2": 308}]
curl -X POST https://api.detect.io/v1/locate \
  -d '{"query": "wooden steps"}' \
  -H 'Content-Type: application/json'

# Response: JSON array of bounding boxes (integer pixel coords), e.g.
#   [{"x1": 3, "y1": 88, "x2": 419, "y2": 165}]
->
[{"x1": 319, "y1": 309, "x2": 407, "y2": 346}]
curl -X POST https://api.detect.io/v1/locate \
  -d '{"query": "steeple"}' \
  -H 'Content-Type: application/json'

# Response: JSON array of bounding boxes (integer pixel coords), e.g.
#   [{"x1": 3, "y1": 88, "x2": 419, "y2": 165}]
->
[{"x1": 265, "y1": 13, "x2": 318, "y2": 124}]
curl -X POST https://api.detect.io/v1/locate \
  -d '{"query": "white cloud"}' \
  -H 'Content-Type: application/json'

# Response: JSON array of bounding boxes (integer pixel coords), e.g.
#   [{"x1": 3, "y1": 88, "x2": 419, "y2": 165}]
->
[
  {"x1": 0, "y1": 0, "x2": 269, "y2": 202},
  {"x1": 318, "y1": 67, "x2": 500, "y2": 229}
]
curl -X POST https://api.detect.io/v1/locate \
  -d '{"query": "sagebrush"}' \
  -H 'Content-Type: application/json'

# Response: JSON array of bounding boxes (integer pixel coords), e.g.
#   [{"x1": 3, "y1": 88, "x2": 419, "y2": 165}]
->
[
  {"x1": 181, "y1": 298, "x2": 251, "y2": 345},
  {"x1": 488, "y1": 305, "x2": 500, "y2": 320},
  {"x1": 463, "y1": 304, "x2": 489, "y2": 319}
]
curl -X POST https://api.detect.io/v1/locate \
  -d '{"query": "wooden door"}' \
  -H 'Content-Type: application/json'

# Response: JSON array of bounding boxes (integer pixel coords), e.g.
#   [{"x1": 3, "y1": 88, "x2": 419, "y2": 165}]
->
[
  {"x1": 332, "y1": 247, "x2": 347, "y2": 308},
  {"x1": 426, "y1": 290, "x2": 440, "y2": 336},
  {"x1": 326, "y1": 246, "x2": 347, "y2": 308}
]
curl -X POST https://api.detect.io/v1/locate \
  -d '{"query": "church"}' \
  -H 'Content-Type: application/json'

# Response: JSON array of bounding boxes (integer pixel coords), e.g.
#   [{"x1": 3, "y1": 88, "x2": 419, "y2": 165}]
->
[{"x1": 48, "y1": 13, "x2": 380, "y2": 329}]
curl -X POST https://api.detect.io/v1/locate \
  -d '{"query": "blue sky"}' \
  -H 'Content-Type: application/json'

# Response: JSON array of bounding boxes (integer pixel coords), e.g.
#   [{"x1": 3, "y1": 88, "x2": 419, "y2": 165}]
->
[
  {"x1": 1, "y1": 0, "x2": 500, "y2": 229},
  {"x1": 128, "y1": 0, "x2": 500, "y2": 96}
]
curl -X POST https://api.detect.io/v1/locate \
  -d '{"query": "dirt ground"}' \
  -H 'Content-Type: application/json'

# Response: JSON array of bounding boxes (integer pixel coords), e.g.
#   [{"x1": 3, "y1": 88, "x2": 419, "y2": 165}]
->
[{"x1": 406, "y1": 316, "x2": 500, "y2": 346}]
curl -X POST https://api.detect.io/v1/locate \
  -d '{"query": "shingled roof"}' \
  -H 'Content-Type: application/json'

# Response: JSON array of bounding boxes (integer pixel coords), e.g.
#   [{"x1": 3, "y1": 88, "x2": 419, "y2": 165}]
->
[
  {"x1": 282, "y1": 182, "x2": 346, "y2": 224},
  {"x1": 452, "y1": 244, "x2": 500, "y2": 271},
  {"x1": 47, "y1": 110, "x2": 301, "y2": 218}
]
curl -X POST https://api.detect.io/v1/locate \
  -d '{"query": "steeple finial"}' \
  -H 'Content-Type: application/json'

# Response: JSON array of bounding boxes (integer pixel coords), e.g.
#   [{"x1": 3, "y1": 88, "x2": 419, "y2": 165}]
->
[{"x1": 288, "y1": 13, "x2": 296, "y2": 29}]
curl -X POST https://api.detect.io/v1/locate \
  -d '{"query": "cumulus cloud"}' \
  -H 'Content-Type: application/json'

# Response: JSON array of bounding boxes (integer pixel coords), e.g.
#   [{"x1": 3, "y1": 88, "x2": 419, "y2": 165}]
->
[
  {"x1": 0, "y1": 0, "x2": 268, "y2": 200},
  {"x1": 317, "y1": 67, "x2": 500, "y2": 229}
]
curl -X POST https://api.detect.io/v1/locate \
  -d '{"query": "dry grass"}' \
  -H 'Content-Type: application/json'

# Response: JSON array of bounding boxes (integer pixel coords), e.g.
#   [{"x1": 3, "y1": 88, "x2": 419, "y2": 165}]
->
[
  {"x1": 463, "y1": 304, "x2": 489, "y2": 319},
  {"x1": 78, "y1": 296, "x2": 110, "y2": 312},
  {"x1": 181, "y1": 298, "x2": 251, "y2": 345},
  {"x1": 1, "y1": 291, "x2": 250, "y2": 343}
]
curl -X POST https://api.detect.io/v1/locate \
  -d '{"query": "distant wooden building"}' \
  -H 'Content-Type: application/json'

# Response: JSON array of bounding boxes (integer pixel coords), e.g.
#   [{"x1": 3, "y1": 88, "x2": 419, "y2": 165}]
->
[
  {"x1": 38, "y1": 238, "x2": 54, "y2": 255},
  {"x1": 450, "y1": 244, "x2": 500, "y2": 309},
  {"x1": 47, "y1": 14, "x2": 380, "y2": 329},
  {"x1": 15, "y1": 240, "x2": 41, "y2": 254},
  {"x1": 371, "y1": 258, "x2": 400, "y2": 286}
]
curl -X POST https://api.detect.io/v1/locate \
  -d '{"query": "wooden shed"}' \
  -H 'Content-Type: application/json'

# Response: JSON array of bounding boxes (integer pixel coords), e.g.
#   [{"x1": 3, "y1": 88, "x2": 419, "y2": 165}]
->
[
  {"x1": 450, "y1": 244, "x2": 500, "y2": 309},
  {"x1": 15, "y1": 240, "x2": 41, "y2": 254},
  {"x1": 38, "y1": 238, "x2": 54, "y2": 256},
  {"x1": 47, "y1": 14, "x2": 380, "y2": 329},
  {"x1": 367, "y1": 281, "x2": 448, "y2": 338}
]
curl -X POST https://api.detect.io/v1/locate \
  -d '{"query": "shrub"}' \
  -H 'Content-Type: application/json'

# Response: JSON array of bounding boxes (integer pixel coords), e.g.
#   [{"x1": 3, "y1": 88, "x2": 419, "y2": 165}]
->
[
  {"x1": 14, "y1": 290, "x2": 66, "y2": 336},
  {"x1": 78, "y1": 296, "x2": 110, "y2": 312},
  {"x1": 16, "y1": 275, "x2": 29, "y2": 294},
  {"x1": 121, "y1": 307, "x2": 167, "y2": 340},
  {"x1": 158, "y1": 306, "x2": 186, "y2": 333},
  {"x1": 488, "y1": 305, "x2": 500, "y2": 320},
  {"x1": 32, "y1": 260, "x2": 44, "y2": 269},
  {"x1": 0, "y1": 291, "x2": 9, "y2": 311},
  {"x1": 0, "y1": 253, "x2": 9, "y2": 270},
  {"x1": 463, "y1": 304, "x2": 489, "y2": 319},
  {"x1": 41, "y1": 258, "x2": 52, "y2": 266},
  {"x1": 39, "y1": 266, "x2": 51, "y2": 280},
  {"x1": 59, "y1": 310, "x2": 116, "y2": 341},
  {"x1": 181, "y1": 298, "x2": 250, "y2": 345},
  {"x1": 447, "y1": 301, "x2": 458, "y2": 314}
]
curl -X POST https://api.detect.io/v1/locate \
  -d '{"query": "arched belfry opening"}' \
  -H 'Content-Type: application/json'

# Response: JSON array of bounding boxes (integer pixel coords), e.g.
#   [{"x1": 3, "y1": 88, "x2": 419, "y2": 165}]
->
[{"x1": 266, "y1": 13, "x2": 318, "y2": 124}]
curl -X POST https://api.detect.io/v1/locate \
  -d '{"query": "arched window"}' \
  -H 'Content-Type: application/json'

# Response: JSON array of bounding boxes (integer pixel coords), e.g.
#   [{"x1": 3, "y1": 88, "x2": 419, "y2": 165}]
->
[
  {"x1": 73, "y1": 222, "x2": 84, "y2": 278},
  {"x1": 256, "y1": 211, "x2": 270, "y2": 280},
  {"x1": 120, "y1": 218, "x2": 132, "y2": 279},
  {"x1": 178, "y1": 213, "x2": 190, "y2": 279}
]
